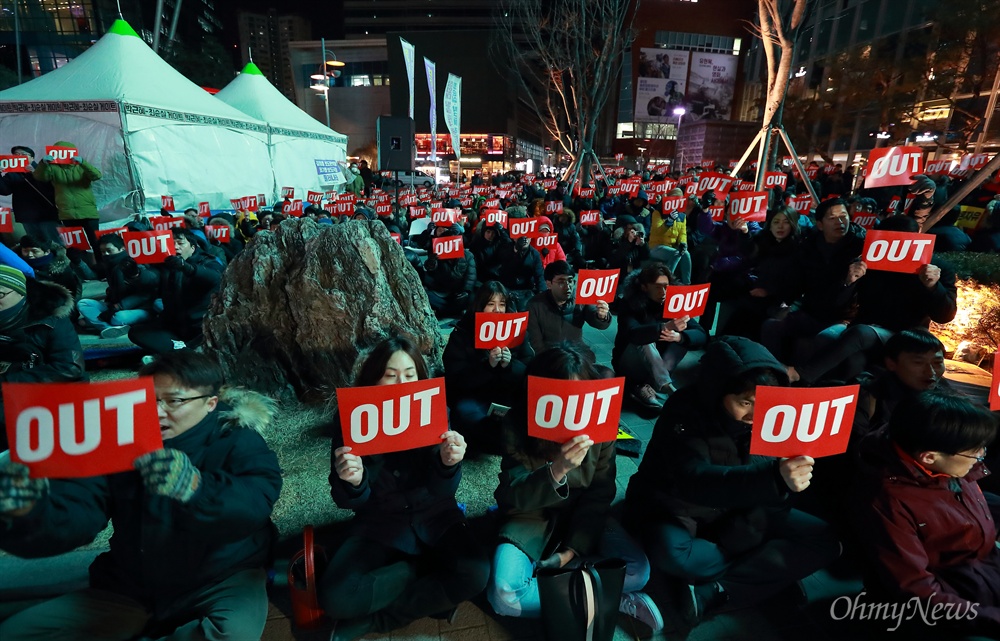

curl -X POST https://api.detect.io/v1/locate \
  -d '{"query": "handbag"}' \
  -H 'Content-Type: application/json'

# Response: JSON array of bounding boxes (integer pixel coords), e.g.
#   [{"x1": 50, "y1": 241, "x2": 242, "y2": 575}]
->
[
  {"x1": 537, "y1": 558, "x2": 626, "y2": 641},
  {"x1": 287, "y1": 525, "x2": 329, "y2": 630}
]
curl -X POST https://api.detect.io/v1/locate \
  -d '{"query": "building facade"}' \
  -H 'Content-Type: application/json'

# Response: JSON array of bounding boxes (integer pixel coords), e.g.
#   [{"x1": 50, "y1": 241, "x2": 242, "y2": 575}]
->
[{"x1": 238, "y1": 10, "x2": 311, "y2": 100}]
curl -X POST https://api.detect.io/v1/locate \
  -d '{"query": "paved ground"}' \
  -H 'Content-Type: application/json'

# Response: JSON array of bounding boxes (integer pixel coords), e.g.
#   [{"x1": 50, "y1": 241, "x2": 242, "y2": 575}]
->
[{"x1": 6, "y1": 307, "x2": 986, "y2": 641}]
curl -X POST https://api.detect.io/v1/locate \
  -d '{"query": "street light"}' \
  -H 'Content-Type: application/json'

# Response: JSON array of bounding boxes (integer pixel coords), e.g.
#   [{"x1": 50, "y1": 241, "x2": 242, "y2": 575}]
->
[
  {"x1": 309, "y1": 38, "x2": 345, "y2": 129},
  {"x1": 672, "y1": 107, "x2": 686, "y2": 171}
]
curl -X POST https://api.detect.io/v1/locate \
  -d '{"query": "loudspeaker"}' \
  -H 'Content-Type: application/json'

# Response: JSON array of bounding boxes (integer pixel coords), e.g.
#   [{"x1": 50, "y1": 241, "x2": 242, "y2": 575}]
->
[{"x1": 377, "y1": 116, "x2": 415, "y2": 172}]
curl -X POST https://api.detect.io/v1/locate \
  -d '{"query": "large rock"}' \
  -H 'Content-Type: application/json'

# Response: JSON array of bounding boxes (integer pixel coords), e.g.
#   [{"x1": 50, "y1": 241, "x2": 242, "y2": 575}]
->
[{"x1": 203, "y1": 218, "x2": 443, "y2": 400}]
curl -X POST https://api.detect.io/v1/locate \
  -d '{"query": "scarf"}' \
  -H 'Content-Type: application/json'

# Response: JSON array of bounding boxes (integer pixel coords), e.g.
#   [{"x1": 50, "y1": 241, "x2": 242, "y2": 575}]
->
[
  {"x1": 25, "y1": 253, "x2": 55, "y2": 269},
  {"x1": 0, "y1": 298, "x2": 29, "y2": 333}
]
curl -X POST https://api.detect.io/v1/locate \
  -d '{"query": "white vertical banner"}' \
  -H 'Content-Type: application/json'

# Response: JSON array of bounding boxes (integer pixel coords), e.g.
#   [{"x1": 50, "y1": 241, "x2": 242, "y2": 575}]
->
[
  {"x1": 400, "y1": 37, "x2": 416, "y2": 120},
  {"x1": 444, "y1": 73, "x2": 462, "y2": 163},
  {"x1": 425, "y1": 57, "x2": 437, "y2": 170}
]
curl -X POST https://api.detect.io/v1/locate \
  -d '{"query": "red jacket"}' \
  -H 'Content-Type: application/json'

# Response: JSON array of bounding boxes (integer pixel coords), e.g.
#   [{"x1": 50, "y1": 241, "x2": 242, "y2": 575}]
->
[{"x1": 859, "y1": 440, "x2": 1000, "y2": 635}]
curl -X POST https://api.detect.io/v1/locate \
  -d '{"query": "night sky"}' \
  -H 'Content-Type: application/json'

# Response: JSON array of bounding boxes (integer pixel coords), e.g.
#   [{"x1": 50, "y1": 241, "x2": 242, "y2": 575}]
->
[{"x1": 215, "y1": 0, "x2": 345, "y2": 51}]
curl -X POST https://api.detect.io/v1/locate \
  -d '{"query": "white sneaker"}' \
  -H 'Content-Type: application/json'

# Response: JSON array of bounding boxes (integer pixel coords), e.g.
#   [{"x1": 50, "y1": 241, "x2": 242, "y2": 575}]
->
[
  {"x1": 100, "y1": 325, "x2": 131, "y2": 340},
  {"x1": 620, "y1": 591, "x2": 664, "y2": 633}
]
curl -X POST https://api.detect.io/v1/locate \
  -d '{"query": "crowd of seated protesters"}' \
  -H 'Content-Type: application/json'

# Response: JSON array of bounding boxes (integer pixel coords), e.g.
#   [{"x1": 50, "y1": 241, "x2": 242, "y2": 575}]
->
[{"x1": 2, "y1": 163, "x2": 998, "y2": 640}]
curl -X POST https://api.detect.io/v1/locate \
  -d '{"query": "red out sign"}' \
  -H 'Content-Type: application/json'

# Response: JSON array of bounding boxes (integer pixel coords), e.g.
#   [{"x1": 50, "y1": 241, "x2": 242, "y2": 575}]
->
[
  {"x1": 149, "y1": 215, "x2": 185, "y2": 231},
  {"x1": 789, "y1": 195, "x2": 813, "y2": 214},
  {"x1": 750, "y1": 385, "x2": 859, "y2": 458},
  {"x1": 205, "y1": 224, "x2": 230, "y2": 243},
  {"x1": 198, "y1": 201, "x2": 210, "y2": 216},
  {"x1": 707, "y1": 205, "x2": 725, "y2": 222},
  {"x1": 763, "y1": 172, "x2": 787, "y2": 190},
  {"x1": 431, "y1": 208, "x2": 458, "y2": 227},
  {"x1": 375, "y1": 203, "x2": 392, "y2": 217},
  {"x1": 864, "y1": 146, "x2": 924, "y2": 189},
  {"x1": 530, "y1": 233, "x2": 559, "y2": 251},
  {"x1": 122, "y1": 231, "x2": 176, "y2": 264},
  {"x1": 575, "y1": 269, "x2": 619, "y2": 305},
  {"x1": 661, "y1": 196, "x2": 686, "y2": 213},
  {"x1": 306, "y1": 191, "x2": 323, "y2": 204},
  {"x1": 484, "y1": 209, "x2": 508, "y2": 227},
  {"x1": 695, "y1": 172, "x2": 735, "y2": 198},
  {"x1": 283, "y1": 200, "x2": 303, "y2": 217},
  {"x1": 94, "y1": 227, "x2": 126, "y2": 240},
  {"x1": 0, "y1": 207, "x2": 12, "y2": 233},
  {"x1": 45, "y1": 146, "x2": 78, "y2": 164},
  {"x1": 527, "y1": 376, "x2": 625, "y2": 444},
  {"x1": 990, "y1": 356, "x2": 1000, "y2": 411},
  {"x1": 853, "y1": 214, "x2": 879, "y2": 230},
  {"x1": 663, "y1": 283, "x2": 711, "y2": 319},
  {"x1": 578, "y1": 187, "x2": 595, "y2": 199},
  {"x1": 545, "y1": 201, "x2": 563, "y2": 215},
  {"x1": 281, "y1": 186, "x2": 295, "y2": 198},
  {"x1": 337, "y1": 378, "x2": 448, "y2": 456},
  {"x1": 509, "y1": 218, "x2": 539, "y2": 239},
  {"x1": 432, "y1": 235, "x2": 465, "y2": 259},
  {"x1": 729, "y1": 191, "x2": 768, "y2": 223},
  {"x1": 474, "y1": 312, "x2": 529, "y2": 349},
  {"x1": 0, "y1": 155, "x2": 31, "y2": 172},
  {"x1": 161, "y1": 195, "x2": 175, "y2": 211},
  {"x1": 3, "y1": 378, "x2": 163, "y2": 478},
  {"x1": 862, "y1": 230, "x2": 935, "y2": 274},
  {"x1": 58, "y1": 226, "x2": 92, "y2": 251},
  {"x1": 579, "y1": 210, "x2": 601, "y2": 226},
  {"x1": 409, "y1": 206, "x2": 427, "y2": 219}
]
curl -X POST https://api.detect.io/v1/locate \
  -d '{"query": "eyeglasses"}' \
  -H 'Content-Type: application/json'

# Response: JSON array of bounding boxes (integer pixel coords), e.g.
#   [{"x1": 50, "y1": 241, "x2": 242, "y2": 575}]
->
[
  {"x1": 0, "y1": 290, "x2": 16, "y2": 300},
  {"x1": 156, "y1": 395, "x2": 212, "y2": 410},
  {"x1": 953, "y1": 448, "x2": 987, "y2": 463}
]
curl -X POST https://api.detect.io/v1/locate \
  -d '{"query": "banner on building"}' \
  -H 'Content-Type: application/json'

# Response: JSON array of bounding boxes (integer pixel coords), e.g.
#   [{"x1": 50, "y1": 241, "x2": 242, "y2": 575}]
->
[
  {"x1": 634, "y1": 48, "x2": 689, "y2": 124},
  {"x1": 425, "y1": 58, "x2": 437, "y2": 166},
  {"x1": 686, "y1": 53, "x2": 738, "y2": 121},
  {"x1": 444, "y1": 73, "x2": 462, "y2": 163}
]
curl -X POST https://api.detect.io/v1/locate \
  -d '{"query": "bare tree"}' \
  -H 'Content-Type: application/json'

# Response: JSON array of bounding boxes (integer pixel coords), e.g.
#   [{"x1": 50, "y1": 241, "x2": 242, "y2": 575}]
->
[{"x1": 492, "y1": 0, "x2": 637, "y2": 187}]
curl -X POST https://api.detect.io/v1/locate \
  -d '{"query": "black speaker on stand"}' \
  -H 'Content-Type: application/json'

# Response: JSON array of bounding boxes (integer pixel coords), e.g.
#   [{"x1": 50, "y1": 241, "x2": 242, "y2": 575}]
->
[{"x1": 377, "y1": 116, "x2": 416, "y2": 201}]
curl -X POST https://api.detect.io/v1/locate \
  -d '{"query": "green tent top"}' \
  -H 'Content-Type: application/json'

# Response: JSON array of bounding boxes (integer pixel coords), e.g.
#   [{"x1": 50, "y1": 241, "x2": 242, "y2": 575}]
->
[
  {"x1": 240, "y1": 62, "x2": 265, "y2": 76},
  {"x1": 107, "y1": 19, "x2": 140, "y2": 38}
]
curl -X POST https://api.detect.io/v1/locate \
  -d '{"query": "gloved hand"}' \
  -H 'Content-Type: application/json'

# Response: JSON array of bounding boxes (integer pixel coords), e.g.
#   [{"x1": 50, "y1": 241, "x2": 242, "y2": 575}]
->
[
  {"x1": 41, "y1": 155, "x2": 54, "y2": 163},
  {"x1": 162, "y1": 255, "x2": 192, "y2": 274},
  {"x1": 134, "y1": 449, "x2": 201, "y2": 503},
  {"x1": 0, "y1": 458, "x2": 48, "y2": 516},
  {"x1": 423, "y1": 254, "x2": 438, "y2": 271}
]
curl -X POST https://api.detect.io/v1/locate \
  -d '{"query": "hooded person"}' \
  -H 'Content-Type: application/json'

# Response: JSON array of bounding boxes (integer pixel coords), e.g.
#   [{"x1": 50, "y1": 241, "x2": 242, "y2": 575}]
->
[
  {"x1": 0, "y1": 351, "x2": 283, "y2": 641},
  {"x1": 0, "y1": 265, "x2": 86, "y2": 450},
  {"x1": 497, "y1": 232, "x2": 545, "y2": 313},
  {"x1": 624, "y1": 337, "x2": 840, "y2": 624},
  {"x1": 0, "y1": 145, "x2": 60, "y2": 246},
  {"x1": 346, "y1": 162, "x2": 365, "y2": 196},
  {"x1": 533, "y1": 215, "x2": 567, "y2": 268},
  {"x1": 206, "y1": 214, "x2": 245, "y2": 262},
  {"x1": 469, "y1": 219, "x2": 513, "y2": 282},
  {"x1": 32, "y1": 141, "x2": 102, "y2": 261},
  {"x1": 553, "y1": 207, "x2": 585, "y2": 269},
  {"x1": 623, "y1": 189, "x2": 653, "y2": 234}
]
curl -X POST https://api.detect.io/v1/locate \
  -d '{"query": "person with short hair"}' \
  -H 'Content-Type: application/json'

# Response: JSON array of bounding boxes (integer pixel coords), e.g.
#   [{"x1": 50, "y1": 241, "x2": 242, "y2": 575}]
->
[
  {"x1": 128, "y1": 227, "x2": 224, "y2": 355},
  {"x1": 857, "y1": 392, "x2": 1000, "y2": 640},
  {"x1": 16, "y1": 234, "x2": 81, "y2": 301},
  {"x1": 320, "y1": 336, "x2": 489, "y2": 641},
  {"x1": 0, "y1": 350, "x2": 282, "y2": 640},
  {"x1": 525, "y1": 260, "x2": 611, "y2": 355},
  {"x1": 416, "y1": 223, "x2": 477, "y2": 318},
  {"x1": 77, "y1": 233, "x2": 159, "y2": 339}
]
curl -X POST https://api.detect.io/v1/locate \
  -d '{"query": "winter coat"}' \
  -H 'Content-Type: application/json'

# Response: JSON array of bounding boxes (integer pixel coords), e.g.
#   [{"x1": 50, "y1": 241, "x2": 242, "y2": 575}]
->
[
  {"x1": 0, "y1": 388, "x2": 282, "y2": 618},
  {"x1": 580, "y1": 224, "x2": 613, "y2": 268},
  {"x1": 419, "y1": 246, "x2": 477, "y2": 297},
  {"x1": 469, "y1": 224, "x2": 513, "y2": 282},
  {"x1": 789, "y1": 225, "x2": 866, "y2": 323},
  {"x1": 525, "y1": 290, "x2": 611, "y2": 354},
  {"x1": 0, "y1": 244, "x2": 33, "y2": 277},
  {"x1": 649, "y1": 209, "x2": 687, "y2": 249},
  {"x1": 553, "y1": 210, "x2": 584, "y2": 265},
  {"x1": 611, "y1": 277, "x2": 708, "y2": 368},
  {"x1": 534, "y1": 216, "x2": 568, "y2": 268},
  {"x1": 856, "y1": 437, "x2": 1000, "y2": 637},
  {"x1": 329, "y1": 423, "x2": 465, "y2": 555},
  {"x1": 32, "y1": 142, "x2": 101, "y2": 221},
  {"x1": 101, "y1": 252, "x2": 160, "y2": 311},
  {"x1": 849, "y1": 254, "x2": 957, "y2": 331},
  {"x1": 345, "y1": 172, "x2": 365, "y2": 196},
  {"x1": 0, "y1": 166, "x2": 59, "y2": 224},
  {"x1": 442, "y1": 311, "x2": 534, "y2": 406},
  {"x1": 498, "y1": 244, "x2": 545, "y2": 295},
  {"x1": 697, "y1": 212, "x2": 759, "y2": 273},
  {"x1": 745, "y1": 231, "x2": 800, "y2": 304},
  {"x1": 495, "y1": 440, "x2": 616, "y2": 561},
  {"x1": 23, "y1": 245, "x2": 81, "y2": 301},
  {"x1": 624, "y1": 337, "x2": 791, "y2": 553},
  {"x1": 607, "y1": 234, "x2": 649, "y2": 278},
  {"x1": 0, "y1": 278, "x2": 85, "y2": 384},
  {"x1": 159, "y1": 248, "x2": 225, "y2": 332}
]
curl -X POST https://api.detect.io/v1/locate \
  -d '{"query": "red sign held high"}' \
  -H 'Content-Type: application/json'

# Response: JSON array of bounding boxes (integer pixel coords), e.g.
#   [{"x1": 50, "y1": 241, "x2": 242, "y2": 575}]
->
[
  {"x1": 432, "y1": 235, "x2": 465, "y2": 259},
  {"x1": 45, "y1": 146, "x2": 78, "y2": 165},
  {"x1": 509, "y1": 218, "x2": 539, "y2": 239},
  {"x1": 337, "y1": 378, "x2": 449, "y2": 456},
  {"x1": 579, "y1": 210, "x2": 601, "y2": 226},
  {"x1": 149, "y1": 216, "x2": 185, "y2": 232},
  {"x1": 474, "y1": 312, "x2": 529, "y2": 349},
  {"x1": 58, "y1": 226, "x2": 92, "y2": 251},
  {"x1": 205, "y1": 225, "x2": 230, "y2": 243},
  {"x1": 729, "y1": 191, "x2": 768, "y2": 223},
  {"x1": 160, "y1": 195, "x2": 175, "y2": 211},
  {"x1": 122, "y1": 231, "x2": 176, "y2": 264},
  {"x1": 750, "y1": 385, "x2": 859, "y2": 458},
  {"x1": 0, "y1": 155, "x2": 31, "y2": 173},
  {"x1": 527, "y1": 376, "x2": 625, "y2": 444},
  {"x1": 864, "y1": 146, "x2": 924, "y2": 189}
]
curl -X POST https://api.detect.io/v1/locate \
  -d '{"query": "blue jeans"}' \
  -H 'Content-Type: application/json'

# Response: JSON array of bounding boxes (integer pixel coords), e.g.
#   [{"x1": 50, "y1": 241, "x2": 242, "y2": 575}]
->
[
  {"x1": 616, "y1": 342, "x2": 687, "y2": 390},
  {"x1": 488, "y1": 518, "x2": 650, "y2": 618},
  {"x1": 649, "y1": 246, "x2": 692, "y2": 285},
  {"x1": 77, "y1": 299, "x2": 154, "y2": 330}
]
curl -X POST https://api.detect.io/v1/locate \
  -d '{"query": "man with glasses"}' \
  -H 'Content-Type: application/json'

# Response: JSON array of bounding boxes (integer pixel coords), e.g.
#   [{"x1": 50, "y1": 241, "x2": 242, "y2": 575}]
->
[
  {"x1": 0, "y1": 350, "x2": 282, "y2": 641},
  {"x1": 128, "y1": 228, "x2": 224, "y2": 357},
  {"x1": 526, "y1": 260, "x2": 611, "y2": 355}
]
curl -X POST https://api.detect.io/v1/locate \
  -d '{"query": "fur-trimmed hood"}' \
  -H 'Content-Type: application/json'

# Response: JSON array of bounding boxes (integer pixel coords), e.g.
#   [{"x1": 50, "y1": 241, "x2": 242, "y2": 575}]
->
[
  {"x1": 25, "y1": 277, "x2": 74, "y2": 323},
  {"x1": 215, "y1": 386, "x2": 277, "y2": 434}
]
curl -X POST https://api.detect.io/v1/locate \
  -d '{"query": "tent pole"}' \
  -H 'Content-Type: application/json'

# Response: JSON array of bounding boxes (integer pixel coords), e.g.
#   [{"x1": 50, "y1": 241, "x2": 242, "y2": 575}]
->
[
  {"x1": 167, "y1": 0, "x2": 183, "y2": 54},
  {"x1": 13, "y1": 0, "x2": 22, "y2": 85},
  {"x1": 152, "y1": 0, "x2": 164, "y2": 53}
]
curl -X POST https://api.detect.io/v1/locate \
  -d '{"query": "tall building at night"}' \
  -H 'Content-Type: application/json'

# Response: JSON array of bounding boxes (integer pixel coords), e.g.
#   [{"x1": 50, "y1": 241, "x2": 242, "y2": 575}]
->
[{"x1": 238, "y1": 10, "x2": 311, "y2": 99}]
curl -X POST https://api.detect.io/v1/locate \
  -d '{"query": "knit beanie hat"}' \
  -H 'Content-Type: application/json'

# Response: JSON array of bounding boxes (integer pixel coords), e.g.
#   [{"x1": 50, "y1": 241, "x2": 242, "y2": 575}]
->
[{"x1": 0, "y1": 265, "x2": 27, "y2": 296}]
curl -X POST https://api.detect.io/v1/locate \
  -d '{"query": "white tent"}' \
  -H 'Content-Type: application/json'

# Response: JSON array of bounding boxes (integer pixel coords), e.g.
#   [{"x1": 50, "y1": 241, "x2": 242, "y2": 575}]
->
[
  {"x1": 0, "y1": 20, "x2": 275, "y2": 221},
  {"x1": 215, "y1": 63, "x2": 349, "y2": 195}
]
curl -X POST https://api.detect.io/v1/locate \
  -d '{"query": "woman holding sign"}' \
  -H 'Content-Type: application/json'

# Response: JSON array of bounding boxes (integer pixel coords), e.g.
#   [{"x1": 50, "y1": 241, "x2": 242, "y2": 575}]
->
[
  {"x1": 443, "y1": 281, "x2": 534, "y2": 454},
  {"x1": 488, "y1": 343, "x2": 663, "y2": 633},
  {"x1": 320, "y1": 337, "x2": 490, "y2": 641}
]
